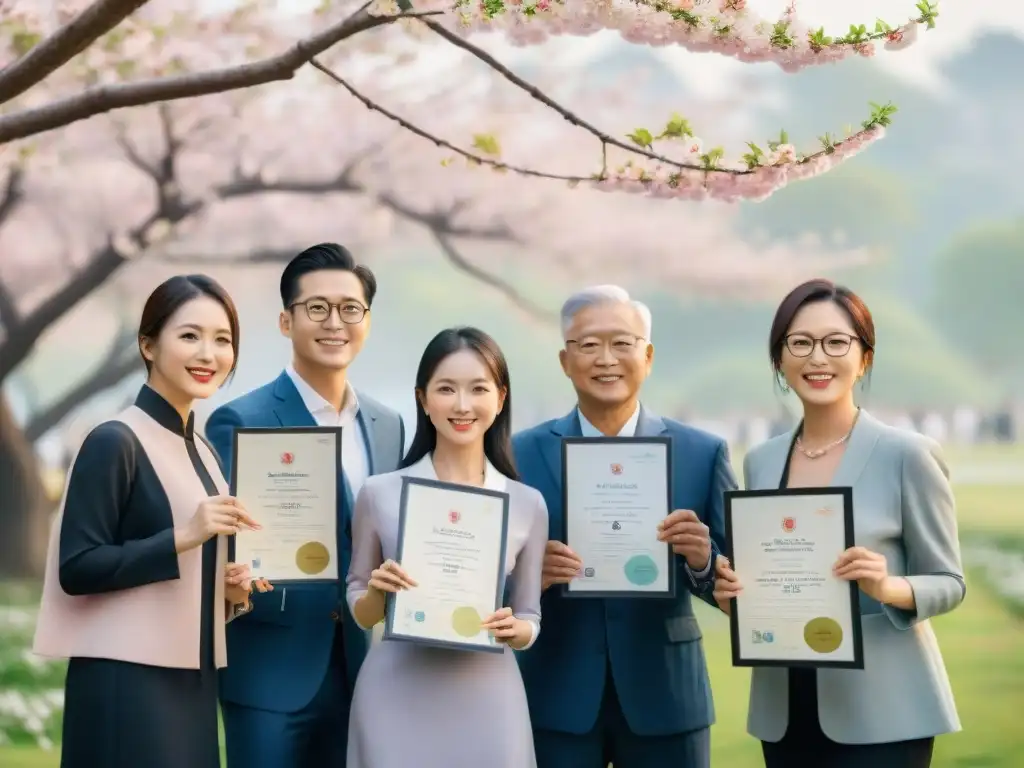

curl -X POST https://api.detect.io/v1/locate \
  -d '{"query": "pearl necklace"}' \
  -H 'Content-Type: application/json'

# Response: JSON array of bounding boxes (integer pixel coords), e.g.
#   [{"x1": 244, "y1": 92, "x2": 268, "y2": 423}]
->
[{"x1": 796, "y1": 409, "x2": 860, "y2": 460}]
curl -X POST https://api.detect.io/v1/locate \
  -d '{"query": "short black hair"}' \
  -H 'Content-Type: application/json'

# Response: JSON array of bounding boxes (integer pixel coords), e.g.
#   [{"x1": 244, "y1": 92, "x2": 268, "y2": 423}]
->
[
  {"x1": 768, "y1": 278, "x2": 875, "y2": 375},
  {"x1": 279, "y1": 243, "x2": 377, "y2": 308}
]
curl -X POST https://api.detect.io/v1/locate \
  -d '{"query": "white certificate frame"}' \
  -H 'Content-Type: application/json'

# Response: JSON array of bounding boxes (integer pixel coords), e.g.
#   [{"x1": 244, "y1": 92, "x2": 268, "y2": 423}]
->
[
  {"x1": 725, "y1": 487, "x2": 864, "y2": 670},
  {"x1": 229, "y1": 427, "x2": 341, "y2": 584},
  {"x1": 383, "y1": 477, "x2": 510, "y2": 654},
  {"x1": 561, "y1": 436, "x2": 677, "y2": 599}
]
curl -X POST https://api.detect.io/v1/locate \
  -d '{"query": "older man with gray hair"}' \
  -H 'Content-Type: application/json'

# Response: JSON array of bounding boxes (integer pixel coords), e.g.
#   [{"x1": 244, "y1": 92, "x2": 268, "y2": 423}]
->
[{"x1": 512, "y1": 285, "x2": 735, "y2": 768}]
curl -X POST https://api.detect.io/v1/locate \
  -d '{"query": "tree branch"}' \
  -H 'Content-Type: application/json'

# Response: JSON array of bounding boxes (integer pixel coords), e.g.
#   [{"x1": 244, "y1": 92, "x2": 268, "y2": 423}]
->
[
  {"x1": 24, "y1": 324, "x2": 142, "y2": 443},
  {"x1": 0, "y1": 0, "x2": 150, "y2": 105},
  {"x1": 0, "y1": 106, "x2": 189, "y2": 383},
  {"x1": 430, "y1": 230, "x2": 557, "y2": 322},
  {"x1": 0, "y1": 8, "x2": 441, "y2": 144},
  {"x1": 0, "y1": 164, "x2": 24, "y2": 226}
]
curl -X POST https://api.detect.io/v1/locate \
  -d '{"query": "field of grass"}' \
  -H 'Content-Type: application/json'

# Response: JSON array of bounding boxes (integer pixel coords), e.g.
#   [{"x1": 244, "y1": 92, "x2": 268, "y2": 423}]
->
[{"x1": 2, "y1": 444, "x2": 1021, "y2": 768}]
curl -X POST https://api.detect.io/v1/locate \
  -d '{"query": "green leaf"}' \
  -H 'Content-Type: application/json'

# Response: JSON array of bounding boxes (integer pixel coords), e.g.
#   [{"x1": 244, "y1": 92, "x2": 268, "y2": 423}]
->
[
  {"x1": 471, "y1": 133, "x2": 502, "y2": 156},
  {"x1": 657, "y1": 113, "x2": 693, "y2": 140},
  {"x1": 627, "y1": 128, "x2": 654, "y2": 149}
]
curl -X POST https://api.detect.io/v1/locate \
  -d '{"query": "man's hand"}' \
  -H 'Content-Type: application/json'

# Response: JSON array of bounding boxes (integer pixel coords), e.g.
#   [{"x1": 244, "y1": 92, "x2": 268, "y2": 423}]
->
[
  {"x1": 657, "y1": 509, "x2": 711, "y2": 570},
  {"x1": 542, "y1": 540, "x2": 582, "y2": 592}
]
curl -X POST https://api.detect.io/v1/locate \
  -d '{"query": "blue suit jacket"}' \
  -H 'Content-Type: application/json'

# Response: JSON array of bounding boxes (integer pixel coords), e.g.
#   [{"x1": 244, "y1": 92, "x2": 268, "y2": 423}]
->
[
  {"x1": 511, "y1": 406, "x2": 736, "y2": 737},
  {"x1": 205, "y1": 372, "x2": 405, "y2": 714}
]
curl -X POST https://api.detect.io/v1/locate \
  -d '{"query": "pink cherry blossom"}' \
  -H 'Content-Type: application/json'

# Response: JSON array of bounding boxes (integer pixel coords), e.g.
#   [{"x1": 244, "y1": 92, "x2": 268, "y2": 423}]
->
[{"x1": 380, "y1": 0, "x2": 936, "y2": 72}]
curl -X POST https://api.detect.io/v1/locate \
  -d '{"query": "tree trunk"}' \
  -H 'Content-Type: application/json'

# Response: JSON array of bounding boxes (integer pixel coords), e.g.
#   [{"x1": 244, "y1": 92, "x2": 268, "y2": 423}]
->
[{"x1": 0, "y1": 392, "x2": 51, "y2": 578}]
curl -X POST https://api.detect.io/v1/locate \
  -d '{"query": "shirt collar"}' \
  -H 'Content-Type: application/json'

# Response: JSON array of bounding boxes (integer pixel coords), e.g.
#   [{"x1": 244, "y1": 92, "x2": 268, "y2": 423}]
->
[
  {"x1": 577, "y1": 402, "x2": 641, "y2": 437},
  {"x1": 285, "y1": 365, "x2": 360, "y2": 424},
  {"x1": 136, "y1": 384, "x2": 194, "y2": 439},
  {"x1": 405, "y1": 453, "x2": 508, "y2": 493}
]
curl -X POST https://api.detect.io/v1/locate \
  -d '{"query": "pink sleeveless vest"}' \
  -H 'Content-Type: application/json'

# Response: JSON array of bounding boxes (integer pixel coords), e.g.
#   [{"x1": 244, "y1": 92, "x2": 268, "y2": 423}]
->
[{"x1": 32, "y1": 405, "x2": 229, "y2": 669}]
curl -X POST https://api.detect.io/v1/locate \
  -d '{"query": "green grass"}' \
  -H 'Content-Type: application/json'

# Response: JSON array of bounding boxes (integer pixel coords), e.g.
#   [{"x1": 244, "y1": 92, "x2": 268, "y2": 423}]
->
[{"x1": 2, "y1": 447, "x2": 1021, "y2": 768}]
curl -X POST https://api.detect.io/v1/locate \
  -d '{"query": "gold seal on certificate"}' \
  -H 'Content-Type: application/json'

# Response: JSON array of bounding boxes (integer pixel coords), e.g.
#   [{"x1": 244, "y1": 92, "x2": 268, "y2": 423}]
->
[
  {"x1": 561, "y1": 437, "x2": 676, "y2": 598},
  {"x1": 382, "y1": 477, "x2": 510, "y2": 653},
  {"x1": 724, "y1": 488, "x2": 864, "y2": 669},
  {"x1": 230, "y1": 427, "x2": 341, "y2": 583}
]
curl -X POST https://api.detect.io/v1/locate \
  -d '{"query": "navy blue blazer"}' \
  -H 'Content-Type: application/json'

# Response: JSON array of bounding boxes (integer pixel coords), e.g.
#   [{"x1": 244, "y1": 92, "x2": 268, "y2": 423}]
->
[
  {"x1": 204, "y1": 372, "x2": 404, "y2": 714},
  {"x1": 511, "y1": 406, "x2": 735, "y2": 737}
]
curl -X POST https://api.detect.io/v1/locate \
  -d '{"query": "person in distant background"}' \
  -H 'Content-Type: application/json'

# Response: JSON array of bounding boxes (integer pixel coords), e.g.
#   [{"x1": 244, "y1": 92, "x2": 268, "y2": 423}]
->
[
  {"x1": 33, "y1": 274, "x2": 265, "y2": 768},
  {"x1": 206, "y1": 243, "x2": 405, "y2": 768},
  {"x1": 512, "y1": 285, "x2": 735, "y2": 768},
  {"x1": 345, "y1": 326, "x2": 546, "y2": 768},
  {"x1": 714, "y1": 278, "x2": 965, "y2": 768}
]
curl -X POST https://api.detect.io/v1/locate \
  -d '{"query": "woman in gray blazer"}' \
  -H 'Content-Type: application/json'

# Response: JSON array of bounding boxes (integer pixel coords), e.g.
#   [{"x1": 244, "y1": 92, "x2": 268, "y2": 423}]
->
[
  {"x1": 345, "y1": 326, "x2": 548, "y2": 768},
  {"x1": 714, "y1": 279, "x2": 965, "y2": 767}
]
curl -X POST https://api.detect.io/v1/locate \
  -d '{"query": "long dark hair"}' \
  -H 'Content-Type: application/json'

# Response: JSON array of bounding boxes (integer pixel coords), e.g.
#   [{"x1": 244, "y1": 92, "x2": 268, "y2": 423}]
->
[
  {"x1": 138, "y1": 274, "x2": 240, "y2": 379},
  {"x1": 400, "y1": 327, "x2": 519, "y2": 480}
]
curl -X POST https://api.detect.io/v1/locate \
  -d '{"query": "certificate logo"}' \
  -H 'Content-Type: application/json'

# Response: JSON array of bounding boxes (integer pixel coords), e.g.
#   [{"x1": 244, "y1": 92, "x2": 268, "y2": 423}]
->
[
  {"x1": 610, "y1": 463, "x2": 624, "y2": 475},
  {"x1": 611, "y1": 521, "x2": 621, "y2": 531},
  {"x1": 782, "y1": 516, "x2": 796, "y2": 533},
  {"x1": 448, "y1": 510, "x2": 461, "y2": 524},
  {"x1": 280, "y1": 452, "x2": 295, "y2": 465}
]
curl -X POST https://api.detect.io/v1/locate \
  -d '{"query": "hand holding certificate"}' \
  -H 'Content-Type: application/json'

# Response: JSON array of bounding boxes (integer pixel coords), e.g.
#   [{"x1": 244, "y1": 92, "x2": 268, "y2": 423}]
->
[
  {"x1": 562, "y1": 437, "x2": 676, "y2": 598},
  {"x1": 382, "y1": 477, "x2": 511, "y2": 653},
  {"x1": 230, "y1": 427, "x2": 341, "y2": 583},
  {"x1": 723, "y1": 488, "x2": 864, "y2": 669}
]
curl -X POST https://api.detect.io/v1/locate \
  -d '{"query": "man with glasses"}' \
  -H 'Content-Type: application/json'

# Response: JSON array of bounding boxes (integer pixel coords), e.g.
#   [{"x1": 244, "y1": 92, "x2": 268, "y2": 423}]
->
[
  {"x1": 511, "y1": 285, "x2": 735, "y2": 768},
  {"x1": 205, "y1": 243, "x2": 405, "y2": 768}
]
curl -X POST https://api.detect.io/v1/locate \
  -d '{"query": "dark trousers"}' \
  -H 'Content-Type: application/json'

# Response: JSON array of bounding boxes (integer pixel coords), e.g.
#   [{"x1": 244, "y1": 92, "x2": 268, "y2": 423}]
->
[
  {"x1": 761, "y1": 668, "x2": 934, "y2": 768},
  {"x1": 534, "y1": 663, "x2": 710, "y2": 768},
  {"x1": 223, "y1": 630, "x2": 350, "y2": 768}
]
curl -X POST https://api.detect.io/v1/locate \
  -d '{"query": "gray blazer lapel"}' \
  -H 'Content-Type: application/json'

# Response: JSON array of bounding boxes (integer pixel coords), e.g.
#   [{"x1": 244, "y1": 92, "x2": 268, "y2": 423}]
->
[
  {"x1": 831, "y1": 410, "x2": 883, "y2": 489},
  {"x1": 757, "y1": 431, "x2": 794, "y2": 489},
  {"x1": 542, "y1": 410, "x2": 581, "y2": 487}
]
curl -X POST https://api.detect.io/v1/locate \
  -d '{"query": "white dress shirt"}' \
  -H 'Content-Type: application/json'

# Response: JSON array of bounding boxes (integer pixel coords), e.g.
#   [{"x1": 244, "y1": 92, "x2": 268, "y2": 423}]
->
[
  {"x1": 575, "y1": 403, "x2": 712, "y2": 578},
  {"x1": 285, "y1": 366, "x2": 370, "y2": 499}
]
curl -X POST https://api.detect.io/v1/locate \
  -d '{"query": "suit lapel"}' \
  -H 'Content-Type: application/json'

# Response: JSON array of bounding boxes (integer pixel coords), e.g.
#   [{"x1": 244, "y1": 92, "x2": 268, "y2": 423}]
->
[
  {"x1": 272, "y1": 373, "x2": 317, "y2": 428},
  {"x1": 635, "y1": 405, "x2": 668, "y2": 438},
  {"x1": 831, "y1": 409, "x2": 882, "y2": 489},
  {"x1": 764, "y1": 430, "x2": 797, "y2": 489},
  {"x1": 355, "y1": 394, "x2": 381, "y2": 475},
  {"x1": 542, "y1": 410, "x2": 581, "y2": 488}
]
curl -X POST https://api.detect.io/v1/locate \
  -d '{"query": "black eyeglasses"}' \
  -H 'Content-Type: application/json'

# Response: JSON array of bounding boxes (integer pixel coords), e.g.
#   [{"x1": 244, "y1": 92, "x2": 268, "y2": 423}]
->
[
  {"x1": 290, "y1": 298, "x2": 368, "y2": 325},
  {"x1": 784, "y1": 332, "x2": 860, "y2": 358}
]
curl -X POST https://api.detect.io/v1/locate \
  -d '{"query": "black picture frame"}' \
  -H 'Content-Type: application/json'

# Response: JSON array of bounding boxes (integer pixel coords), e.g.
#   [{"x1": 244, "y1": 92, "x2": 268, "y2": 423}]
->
[
  {"x1": 382, "y1": 476, "x2": 511, "y2": 654},
  {"x1": 560, "y1": 436, "x2": 677, "y2": 599},
  {"x1": 229, "y1": 426, "x2": 342, "y2": 585},
  {"x1": 724, "y1": 487, "x2": 864, "y2": 670}
]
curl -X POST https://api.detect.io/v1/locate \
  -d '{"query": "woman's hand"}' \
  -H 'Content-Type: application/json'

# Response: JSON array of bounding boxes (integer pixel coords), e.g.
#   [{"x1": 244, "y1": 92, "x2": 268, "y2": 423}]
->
[
  {"x1": 368, "y1": 559, "x2": 417, "y2": 594},
  {"x1": 833, "y1": 546, "x2": 897, "y2": 603},
  {"x1": 712, "y1": 556, "x2": 743, "y2": 615},
  {"x1": 175, "y1": 496, "x2": 260, "y2": 553},
  {"x1": 482, "y1": 607, "x2": 532, "y2": 649},
  {"x1": 224, "y1": 562, "x2": 273, "y2": 606}
]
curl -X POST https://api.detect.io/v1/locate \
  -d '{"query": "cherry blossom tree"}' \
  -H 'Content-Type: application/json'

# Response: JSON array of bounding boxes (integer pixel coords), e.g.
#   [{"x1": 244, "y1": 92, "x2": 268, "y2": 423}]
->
[
  {"x1": 0, "y1": 0, "x2": 938, "y2": 575},
  {"x1": 1, "y1": 0, "x2": 940, "y2": 203}
]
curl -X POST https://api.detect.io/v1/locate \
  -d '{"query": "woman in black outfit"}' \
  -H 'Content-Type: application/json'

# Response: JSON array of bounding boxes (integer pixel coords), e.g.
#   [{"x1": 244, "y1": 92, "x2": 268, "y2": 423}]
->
[{"x1": 33, "y1": 274, "x2": 270, "y2": 768}]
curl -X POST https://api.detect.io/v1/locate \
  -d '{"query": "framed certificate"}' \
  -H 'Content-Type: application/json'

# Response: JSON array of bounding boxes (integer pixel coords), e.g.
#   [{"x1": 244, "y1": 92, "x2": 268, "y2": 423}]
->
[
  {"x1": 561, "y1": 436, "x2": 676, "y2": 598},
  {"x1": 383, "y1": 477, "x2": 510, "y2": 653},
  {"x1": 725, "y1": 487, "x2": 864, "y2": 669},
  {"x1": 230, "y1": 427, "x2": 341, "y2": 583}
]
